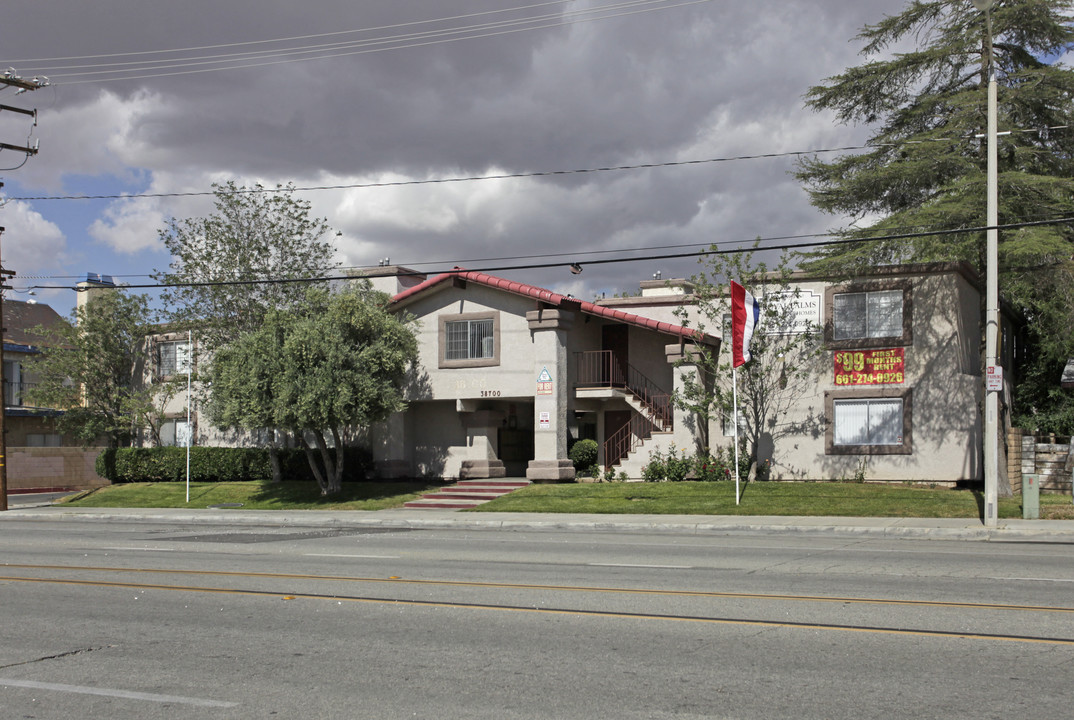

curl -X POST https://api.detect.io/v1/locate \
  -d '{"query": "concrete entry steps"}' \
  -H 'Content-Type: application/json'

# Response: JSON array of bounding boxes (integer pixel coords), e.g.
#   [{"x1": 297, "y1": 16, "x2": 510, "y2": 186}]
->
[{"x1": 403, "y1": 479, "x2": 532, "y2": 510}]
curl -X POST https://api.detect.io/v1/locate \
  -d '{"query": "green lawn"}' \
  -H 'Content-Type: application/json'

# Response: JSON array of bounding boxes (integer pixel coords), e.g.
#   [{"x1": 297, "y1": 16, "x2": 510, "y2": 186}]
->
[
  {"x1": 58, "y1": 479, "x2": 1074, "y2": 519},
  {"x1": 61, "y1": 481, "x2": 440, "y2": 511},
  {"x1": 469, "y1": 481, "x2": 1074, "y2": 519}
]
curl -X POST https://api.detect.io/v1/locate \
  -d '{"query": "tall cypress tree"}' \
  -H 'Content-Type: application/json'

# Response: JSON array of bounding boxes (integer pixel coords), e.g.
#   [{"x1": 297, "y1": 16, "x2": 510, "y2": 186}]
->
[{"x1": 797, "y1": 0, "x2": 1074, "y2": 431}]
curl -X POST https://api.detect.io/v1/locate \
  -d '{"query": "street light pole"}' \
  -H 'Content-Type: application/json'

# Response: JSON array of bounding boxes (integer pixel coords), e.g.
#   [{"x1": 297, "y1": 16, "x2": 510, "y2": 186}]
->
[{"x1": 972, "y1": 0, "x2": 999, "y2": 527}]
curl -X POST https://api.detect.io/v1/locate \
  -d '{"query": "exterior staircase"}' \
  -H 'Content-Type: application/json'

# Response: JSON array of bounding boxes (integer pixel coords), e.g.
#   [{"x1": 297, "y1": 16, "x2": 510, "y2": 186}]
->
[
  {"x1": 609, "y1": 431, "x2": 674, "y2": 479},
  {"x1": 575, "y1": 351, "x2": 675, "y2": 474},
  {"x1": 403, "y1": 479, "x2": 531, "y2": 510}
]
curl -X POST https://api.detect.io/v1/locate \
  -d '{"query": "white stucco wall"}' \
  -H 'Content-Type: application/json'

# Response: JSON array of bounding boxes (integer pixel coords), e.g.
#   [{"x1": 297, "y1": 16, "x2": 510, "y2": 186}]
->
[{"x1": 702, "y1": 267, "x2": 987, "y2": 483}]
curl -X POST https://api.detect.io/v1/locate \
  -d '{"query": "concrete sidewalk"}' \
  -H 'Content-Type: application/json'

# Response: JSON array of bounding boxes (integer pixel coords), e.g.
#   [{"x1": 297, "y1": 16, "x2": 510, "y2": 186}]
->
[{"x1": 3, "y1": 503, "x2": 1073, "y2": 541}]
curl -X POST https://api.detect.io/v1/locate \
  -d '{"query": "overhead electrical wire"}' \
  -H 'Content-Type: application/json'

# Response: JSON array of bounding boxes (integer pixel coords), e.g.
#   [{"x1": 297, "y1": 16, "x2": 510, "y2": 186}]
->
[
  {"x1": 26, "y1": 217, "x2": 1073, "y2": 292},
  {"x1": 6, "y1": 123, "x2": 1070, "y2": 203},
  {"x1": 5, "y1": 0, "x2": 713, "y2": 85},
  {"x1": 7, "y1": 1, "x2": 580, "y2": 63}
]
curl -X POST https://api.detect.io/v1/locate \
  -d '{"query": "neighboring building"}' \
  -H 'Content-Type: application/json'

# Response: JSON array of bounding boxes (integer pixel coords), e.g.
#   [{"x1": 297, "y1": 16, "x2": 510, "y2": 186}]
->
[
  {"x1": 2, "y1": 299, "x2": 71, "y2": 447},
  {"x1": 144, "y1": 330, "x2": 199, "y2": 447}
]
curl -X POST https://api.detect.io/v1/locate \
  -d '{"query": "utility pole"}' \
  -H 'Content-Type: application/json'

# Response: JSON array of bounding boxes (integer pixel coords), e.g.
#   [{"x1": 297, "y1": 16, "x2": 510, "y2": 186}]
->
[
  {"x1": 0, "y1": 68, "x2": 44, "y2": 510},
  {"x1": 0, "y1": 219, "x2": 13, "y2": 511},
  {"x1": 970, "y1": 0, "x2": 1000, "y2": 527},
  {"x1": 0, "y1": 69, "x2": 46, "y2": 163}
]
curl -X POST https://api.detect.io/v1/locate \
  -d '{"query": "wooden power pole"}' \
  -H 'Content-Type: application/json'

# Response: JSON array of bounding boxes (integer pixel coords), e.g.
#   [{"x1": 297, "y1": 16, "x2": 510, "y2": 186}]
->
[{"x1": 0, "y1": 221, "x2": 13, "y2": 511}]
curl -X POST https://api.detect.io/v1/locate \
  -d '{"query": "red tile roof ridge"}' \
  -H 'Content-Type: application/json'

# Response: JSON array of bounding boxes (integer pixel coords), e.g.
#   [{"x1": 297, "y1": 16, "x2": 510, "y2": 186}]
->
[{"x1": 390, "y1": 268, "x2": 717, "y2": 345}]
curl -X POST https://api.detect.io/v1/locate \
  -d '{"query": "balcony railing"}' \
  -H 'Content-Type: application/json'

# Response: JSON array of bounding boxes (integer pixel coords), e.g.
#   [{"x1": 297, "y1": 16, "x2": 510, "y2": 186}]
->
[
  {"x1": 574, "y1": 351, "x2": 672, "y2": 429},
  {"x1": 3, "y1": 380, "x2": 36, "y2": 407}
]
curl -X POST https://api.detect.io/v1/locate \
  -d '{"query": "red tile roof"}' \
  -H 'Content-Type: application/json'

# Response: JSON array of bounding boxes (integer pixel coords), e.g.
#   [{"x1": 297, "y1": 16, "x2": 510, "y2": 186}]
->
[{"x1": 390, "y1": 268, "x2": 718, "y2": 346}]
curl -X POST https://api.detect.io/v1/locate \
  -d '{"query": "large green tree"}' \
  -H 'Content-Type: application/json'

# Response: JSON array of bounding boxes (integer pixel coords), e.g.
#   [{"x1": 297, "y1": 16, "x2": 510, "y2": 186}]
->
[
  {"x1": 27, "y1": 291, "x2": 170, "y2": 447},
  {"x1": 153, "y1": 181, "x2": 340, "y2": 354},
  {"x1": 796, "y1": 0, "x2": 1074, "y2": 432},
  {"x1": 207, "y1": 284, "x2": 418, "y2": 495}
]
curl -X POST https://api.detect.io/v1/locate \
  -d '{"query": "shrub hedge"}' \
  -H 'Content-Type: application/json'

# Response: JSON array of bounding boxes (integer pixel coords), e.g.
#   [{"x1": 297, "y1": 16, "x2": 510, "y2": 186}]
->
[
  {"x1": 96, "y1": 446, "x2": 375, "y2": 483},
  {"x1": 568, "y1": 439, "x2": 599, "y2": 473}
]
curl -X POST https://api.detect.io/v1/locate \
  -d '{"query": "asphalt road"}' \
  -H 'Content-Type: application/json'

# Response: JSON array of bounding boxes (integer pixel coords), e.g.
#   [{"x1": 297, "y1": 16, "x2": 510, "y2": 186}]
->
[{"x1": 1, "y1": 517, "x2": 1072, "y2": 719}]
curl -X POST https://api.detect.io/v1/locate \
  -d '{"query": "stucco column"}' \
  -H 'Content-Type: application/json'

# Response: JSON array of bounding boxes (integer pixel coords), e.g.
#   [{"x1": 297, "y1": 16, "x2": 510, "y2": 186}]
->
[
  {"x1": 666, "y1": 343, "x2": 709, "y2": 454},
  {"x1": 459, "y1": 407, "x2": 507, "y2": 479},
  {"x1": 525, "y1": 308, "x2": 576, "y2": 482}
]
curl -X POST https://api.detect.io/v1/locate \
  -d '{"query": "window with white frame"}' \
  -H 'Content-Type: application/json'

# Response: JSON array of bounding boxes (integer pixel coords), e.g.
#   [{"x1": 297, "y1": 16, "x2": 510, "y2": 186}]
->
[
  {"x1": 439, "y1": 312, "x2": 499, "y2": 368},
  {"x1": 722, "y1": 408, "x2": 745, "y2": 437},
  {"x1": 158, "y1": 340, "x2": 193, "y2": 377},
  {"x1": 159, "y1": 418, "x2": 192, "y2": 447},
  {"x1": 825, "y1": 389, "x2": 911, "y2": 455},
  {"x1": 833, "y1": 398, "x2": 902, "y2": 446},
  {"x1": 833, "y1": 290, "x2": 902, "y2": 341}
]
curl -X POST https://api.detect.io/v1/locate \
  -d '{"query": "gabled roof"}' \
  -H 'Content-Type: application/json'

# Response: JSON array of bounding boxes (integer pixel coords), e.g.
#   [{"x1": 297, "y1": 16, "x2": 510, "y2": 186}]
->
[
  {"x1": 390, "y1": 269, "x2": 718, "y2": 346},
  {"x1": 3, "y1": 300, "x2": 70, "y2": 351}
]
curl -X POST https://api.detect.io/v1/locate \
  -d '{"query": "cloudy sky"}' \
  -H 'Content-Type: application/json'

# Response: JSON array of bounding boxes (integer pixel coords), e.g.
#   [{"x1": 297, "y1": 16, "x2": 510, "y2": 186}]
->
[{"x1": 0, "y1": 0, "x2": 902, "y2": 312}]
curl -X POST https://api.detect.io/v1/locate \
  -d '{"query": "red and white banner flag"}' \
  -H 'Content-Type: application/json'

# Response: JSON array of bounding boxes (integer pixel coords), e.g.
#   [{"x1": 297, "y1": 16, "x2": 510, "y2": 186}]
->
[{"x1": 730, "y1": 280, "x2": 760, "y2": 368}]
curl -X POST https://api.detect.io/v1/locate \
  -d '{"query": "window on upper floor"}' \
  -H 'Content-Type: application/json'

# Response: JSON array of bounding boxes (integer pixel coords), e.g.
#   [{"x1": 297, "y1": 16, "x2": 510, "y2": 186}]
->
[
  {"x1": 833, "y1": 290, "x2": 902, "y2": 340},
  {"x1": 439, "y1": 312, "x2": 500, "y2": 368},
  {"x1": 3, "y1": 359, "x2": 21, "y2": 406},
  {"x1": 158, "y1": 339, "x2": 193, "y2": 377},
  {"x1": 825, "y1": 280, "x2": 912, "y2": 350}
]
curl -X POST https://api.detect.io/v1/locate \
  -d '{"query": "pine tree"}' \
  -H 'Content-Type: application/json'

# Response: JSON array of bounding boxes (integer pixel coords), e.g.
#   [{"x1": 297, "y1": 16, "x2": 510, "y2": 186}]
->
[{"x1": 796, "y1": 0, "x2": 1074, "y2": 431}]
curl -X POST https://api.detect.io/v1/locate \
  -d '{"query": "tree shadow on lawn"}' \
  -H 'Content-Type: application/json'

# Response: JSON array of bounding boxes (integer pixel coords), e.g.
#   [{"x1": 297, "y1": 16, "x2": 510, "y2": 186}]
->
[{"x1": 250, "y1": 480, "x2": 442, "y2": 506}]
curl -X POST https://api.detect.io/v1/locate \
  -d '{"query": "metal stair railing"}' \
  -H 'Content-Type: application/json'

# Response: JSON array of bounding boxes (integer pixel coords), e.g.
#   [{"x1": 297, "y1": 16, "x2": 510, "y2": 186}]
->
[
  {"x1": 574, "y1": 351, "x2": 673, "y2": 430},
  {"x1": 604, "y1": 412, "x2": 657, "y2": 469}
]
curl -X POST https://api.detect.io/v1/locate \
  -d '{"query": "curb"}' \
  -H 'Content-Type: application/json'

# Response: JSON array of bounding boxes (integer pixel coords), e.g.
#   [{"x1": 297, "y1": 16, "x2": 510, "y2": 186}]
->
[{"x1": 3, "y1": 506, "x2": 1073, "y2": 542}]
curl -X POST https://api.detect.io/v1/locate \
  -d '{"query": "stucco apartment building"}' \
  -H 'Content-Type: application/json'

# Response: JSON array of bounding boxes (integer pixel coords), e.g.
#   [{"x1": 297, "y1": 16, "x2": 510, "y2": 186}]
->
[
  {"x1": 370, "y1": 268, "x2": 720, "y2": 482},
  {"x1": 145, "y1": 261, "x2": 1009, "y2": 485},
  {"x1": 367, "y1": 261, "x2": 1010, "y2": 484}
]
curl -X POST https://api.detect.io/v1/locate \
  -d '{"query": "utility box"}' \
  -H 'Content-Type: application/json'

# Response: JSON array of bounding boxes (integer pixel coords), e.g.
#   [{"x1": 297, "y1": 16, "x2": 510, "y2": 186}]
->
[{"x1": 1023, "y1": 473, "x2": 1040, "y2": 520}]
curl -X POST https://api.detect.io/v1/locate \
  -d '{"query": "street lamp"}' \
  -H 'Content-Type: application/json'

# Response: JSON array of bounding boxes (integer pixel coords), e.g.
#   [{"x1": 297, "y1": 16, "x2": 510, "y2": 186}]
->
[{"x1": 971, "y1": 0, "x2": 999, "y2": 527}]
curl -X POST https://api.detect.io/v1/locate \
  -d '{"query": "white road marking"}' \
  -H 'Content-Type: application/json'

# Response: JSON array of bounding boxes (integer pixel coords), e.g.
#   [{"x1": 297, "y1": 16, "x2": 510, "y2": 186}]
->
[
  {"x1": 0, "y1": 678, "x2": 237, "y2": 708},
  {"x1": 304, "y1": 553, "x2": 401, "y2": 559},
  {"x1": 100, "y1": 547, "x2": 177, "y2": 552},
  {"x1": 588, "y1": 563, "x2": 693, "y2": 569}
]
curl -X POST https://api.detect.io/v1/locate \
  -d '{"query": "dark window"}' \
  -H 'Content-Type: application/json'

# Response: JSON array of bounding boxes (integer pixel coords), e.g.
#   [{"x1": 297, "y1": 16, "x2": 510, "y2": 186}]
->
[
  {"x1": 833, "y1": 290, "x2": 902, "y2": 341},
  {"x1": 825, "y1": 280, "x2": 912, "y2": 350}
]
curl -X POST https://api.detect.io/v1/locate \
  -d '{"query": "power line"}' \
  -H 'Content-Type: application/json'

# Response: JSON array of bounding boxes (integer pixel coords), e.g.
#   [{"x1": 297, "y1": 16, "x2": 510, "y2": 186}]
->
[
  {"x1": 11, "y1": 0, "x2": 713, "y2": 85},
  {"x1": 7, "y1": 123, "x2": 1070, "y2": 203},
  {"x1": 6, "y1": 1, "x2": 579, "y2": 64},
  {"x1": 31, "y1": 216, "x2": 1073, "y2": 293}
]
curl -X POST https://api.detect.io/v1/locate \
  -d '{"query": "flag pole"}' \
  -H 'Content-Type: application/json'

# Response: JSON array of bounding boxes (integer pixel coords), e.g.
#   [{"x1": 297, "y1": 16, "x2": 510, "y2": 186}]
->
[
  {"x1": 185, "y1": 329, "x2": 191, "y2": 504},
  {"x1": 732, "y1": 363, "x2": 740, "y2": 506}
]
